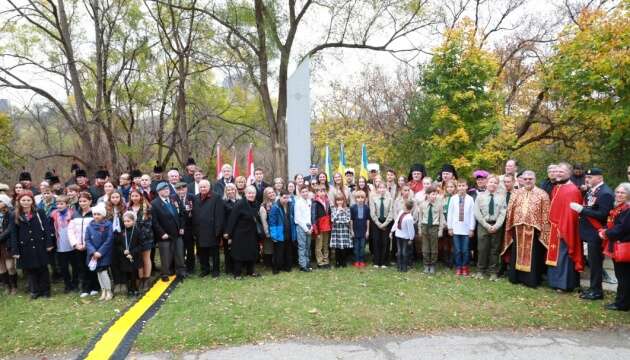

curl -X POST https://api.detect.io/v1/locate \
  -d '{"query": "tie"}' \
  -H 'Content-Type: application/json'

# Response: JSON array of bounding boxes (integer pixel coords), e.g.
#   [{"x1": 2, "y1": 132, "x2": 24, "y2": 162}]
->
[
  {"x1": 489, "y1": 194, "x2": 495, "y2": 216},
  {"x1": 379, "y1": 197, "x2": 385, "y2": 219},
  {"x1": 506, "y1": 191, "x2": 511, "y2": 205},
  {"x1": 427, "y1": 204, "x2": 433, "y2": 225},
  {"x1": 165, "y1": 200, "x2": 175, "y2": 216},
  {"x1": 458, "y1": 196, "x2": 464, "y2": 222}
]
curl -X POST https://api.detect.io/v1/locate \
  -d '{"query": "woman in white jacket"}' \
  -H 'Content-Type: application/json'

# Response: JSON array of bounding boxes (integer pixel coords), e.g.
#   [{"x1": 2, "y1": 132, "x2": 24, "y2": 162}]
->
[{"x1": 68, "y1": 192, "x2": 98, "y2": 297}]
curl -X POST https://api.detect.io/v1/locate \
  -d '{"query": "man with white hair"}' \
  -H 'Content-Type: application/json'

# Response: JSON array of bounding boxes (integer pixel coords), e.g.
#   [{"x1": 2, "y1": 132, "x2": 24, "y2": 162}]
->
[
  {"x1": 214, "y1": 164, "x2": 234, "y2": 197},
  {"x1": 192, "y1": 179, "x2": 224, "y2": 277},
  {"x1": 546, "y1": 162, "x2": 584, "y2": 292},
  {"x1": 501, "y1": 170, "x2": 550, "y2": 288},
  {"x1": 167, "y1": 169, "x2": 181, "y2": 197}
]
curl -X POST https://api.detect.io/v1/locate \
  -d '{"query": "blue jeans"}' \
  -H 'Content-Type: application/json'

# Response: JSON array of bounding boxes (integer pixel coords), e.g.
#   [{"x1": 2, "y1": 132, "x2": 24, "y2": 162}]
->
[
  {"x1": 296, "y1": 227, "x2": 311, "y2": 269},
  {"x1": 396, "y1": 237, "x2": 411, "y2": 271},
  {"x1": 353, "y1": 237, "x2": 366, "y2": 262},
  {"x1": 452, "y1": 234, "x2": 470, "y2": 267}
]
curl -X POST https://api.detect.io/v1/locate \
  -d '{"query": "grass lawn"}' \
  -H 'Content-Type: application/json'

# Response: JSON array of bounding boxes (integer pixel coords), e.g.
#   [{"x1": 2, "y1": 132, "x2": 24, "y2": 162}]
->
[
  {"x1": 2, "y1": 265, "x2": 630, "y2": 357},
  {"x1": 135, "y1": 265, "x2": 630, "y2": 352},
  {"x1": 0, "y1": 282, "x2": 132, "y2": 357}
]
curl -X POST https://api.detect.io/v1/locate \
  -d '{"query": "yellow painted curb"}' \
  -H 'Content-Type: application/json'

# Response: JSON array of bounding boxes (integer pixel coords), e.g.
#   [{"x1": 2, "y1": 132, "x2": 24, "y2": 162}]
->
[{"x1": 84, "y1": 276, "x2": 175, "y2": 360}]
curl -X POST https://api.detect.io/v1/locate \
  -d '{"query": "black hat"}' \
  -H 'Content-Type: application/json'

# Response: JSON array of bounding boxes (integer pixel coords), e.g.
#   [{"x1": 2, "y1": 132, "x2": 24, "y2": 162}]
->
[
  {"x1": 407, "y1": 163, "x2": 426, "y2": 181},
  {"x1": 71, "y1": 163, "x2": 80, "y2": 172},
  {"x1": 130, "y1": 169, "x2": 143, "y2": 179},
  {"x1": 75, "y1": 169, "x2": 87, "y2": 178},
  {"x1": 49, "y1": 176, "x2": 60, "y2": 185},
  {"x1": 44, "y1": 171, "x2": 54, "y2": 181},
  {"x1": 19, "y1": 171, "x2": 32, "y2": 182},
  {"x1": 574, "y1": 163, "x2": 584, "y2": 170},
  {"x1": 186, "y1": 157, "x2": 196, "y2": 166},
  {"x1": 153, "y1": 165, "x2": 164, "y2": 173},
  {"x1": 441, "y1": 164, "x2": 456, "y2": 174},
  {"x1": 95, "y1": 169, "x2": 110, "y2": 180},
  {"x1": 437, "y1": 164, "x2": 458, "y2": 181},
  {"x1": 586, "y1": 167, "x2": 603, "y2": 176},
  {"x1": 309, "y1": 163, "x2": 319, "y2": 169}
]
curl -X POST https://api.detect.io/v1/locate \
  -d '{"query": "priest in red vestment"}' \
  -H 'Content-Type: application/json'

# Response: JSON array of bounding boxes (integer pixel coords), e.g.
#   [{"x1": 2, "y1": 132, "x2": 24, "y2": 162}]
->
[{"x1": 546, "y1": 162, "x2": 584, "y2": 291}]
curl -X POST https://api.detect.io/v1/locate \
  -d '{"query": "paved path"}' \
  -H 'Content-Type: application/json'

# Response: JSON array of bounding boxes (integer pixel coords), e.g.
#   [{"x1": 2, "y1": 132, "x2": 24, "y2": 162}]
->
[{"x1": 126, "y1": 329, "x2": 630, "y2": 360}]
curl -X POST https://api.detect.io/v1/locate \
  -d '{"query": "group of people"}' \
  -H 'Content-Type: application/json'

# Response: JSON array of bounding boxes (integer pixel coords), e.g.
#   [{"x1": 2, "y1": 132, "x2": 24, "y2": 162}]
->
[{"x1": 1, "y1": 158, "x2": 629, "y2": 313}]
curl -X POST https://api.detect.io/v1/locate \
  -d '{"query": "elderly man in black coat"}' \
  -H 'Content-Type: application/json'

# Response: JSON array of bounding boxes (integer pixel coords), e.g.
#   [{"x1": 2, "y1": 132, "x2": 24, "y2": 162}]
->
[
  {"x1": 570, "y1": 167, "x2": 615, "y2": 300},
  {"x1": 151, "y1": 182, "x2": 187, "y2": 281},
  {"x1": 192, "y1": 180, "x2": 224, "y2": 277}
]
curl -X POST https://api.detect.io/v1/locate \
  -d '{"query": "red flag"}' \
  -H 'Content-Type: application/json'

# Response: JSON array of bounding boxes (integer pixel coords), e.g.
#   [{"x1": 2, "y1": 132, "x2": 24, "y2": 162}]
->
[
  {"x1": 215, "y1": 143, "x2": 222, "y2": 180},
  {"x1": 232, "y1": 148, "x2": 240, "y2": 178},
  {"x1": 246, "y1": 144, "x2": 255, "y2": 184}
]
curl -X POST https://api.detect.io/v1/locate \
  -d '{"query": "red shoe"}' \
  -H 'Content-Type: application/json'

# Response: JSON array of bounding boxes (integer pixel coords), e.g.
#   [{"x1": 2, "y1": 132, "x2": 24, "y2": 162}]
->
[
  {"x1": 463, "y1": 266, "x2": 470, "y2": 276},
  {"x1": 353, "y1": 262, "x2": 359, "y2": 267},
  {"x1": 455, "y1": 267, "x2": 462, "y2": 276},
  {"x1": 359, "y1": 262, "x2": 366, "y2": 268}
]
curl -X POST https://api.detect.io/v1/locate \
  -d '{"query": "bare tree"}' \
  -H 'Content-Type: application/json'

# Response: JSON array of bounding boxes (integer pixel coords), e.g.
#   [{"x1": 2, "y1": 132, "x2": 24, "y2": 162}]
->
[{"x1": 153, "y1": 0, "x2": 436, "y2": 178}]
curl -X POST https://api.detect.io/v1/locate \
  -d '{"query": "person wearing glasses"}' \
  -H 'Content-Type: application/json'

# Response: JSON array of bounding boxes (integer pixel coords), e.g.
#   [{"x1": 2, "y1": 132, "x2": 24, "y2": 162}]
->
[{"x1": 501, "y1": 170, "x2": 551, "y2": 288}]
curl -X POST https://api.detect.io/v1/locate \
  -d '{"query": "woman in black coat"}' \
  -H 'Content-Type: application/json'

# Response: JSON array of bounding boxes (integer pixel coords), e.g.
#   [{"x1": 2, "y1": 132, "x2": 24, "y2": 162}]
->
[
  {"x1": 192, "y1": 180, "x2": 224, "y2": 277},
  {"x1": 223, "y1": 186, "x2": 261, "y2": 279},
  {"x1": 9, "y1": 191, "x2": 55, "y2": 299},
  {"x1": 601, "y1": 183, "x2": 630, "y2": 311},
  {"x1": 222, "y1": 183, "x2": 239, "y2": 275}
]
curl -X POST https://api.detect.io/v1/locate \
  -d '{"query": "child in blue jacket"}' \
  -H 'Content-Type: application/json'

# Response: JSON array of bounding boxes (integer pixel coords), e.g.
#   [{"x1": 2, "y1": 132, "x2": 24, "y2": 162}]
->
[{"x1": 85, "y1": 204, "x2": 114, "y2": 300}]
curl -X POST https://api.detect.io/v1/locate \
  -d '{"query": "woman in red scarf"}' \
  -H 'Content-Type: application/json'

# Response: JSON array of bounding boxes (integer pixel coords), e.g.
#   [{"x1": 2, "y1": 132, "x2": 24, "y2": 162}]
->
[{"x1": 599, "y1": 183, "x2": 630, "y2": 311}]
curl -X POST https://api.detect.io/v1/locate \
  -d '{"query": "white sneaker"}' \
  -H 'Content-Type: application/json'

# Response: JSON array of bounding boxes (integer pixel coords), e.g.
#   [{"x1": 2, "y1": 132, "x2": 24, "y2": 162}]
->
[
  {"x1": 381, "y1": 265, "x2": 387, "y2": 269},
  {"x1": 373, "y1": 265, "x2": 379, "y2": 268},
  {"x1": 80, "y1": 292, "x2": 89, "y2": 298},
  {"x1": 89, "y1": 290, "x2": 99, "y2": 296}
]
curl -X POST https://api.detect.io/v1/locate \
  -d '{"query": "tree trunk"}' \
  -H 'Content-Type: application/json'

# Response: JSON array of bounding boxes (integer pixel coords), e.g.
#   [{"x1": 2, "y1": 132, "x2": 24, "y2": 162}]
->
[{"x1": 58, "y1": 0, "x2": 103, "y2": 174}]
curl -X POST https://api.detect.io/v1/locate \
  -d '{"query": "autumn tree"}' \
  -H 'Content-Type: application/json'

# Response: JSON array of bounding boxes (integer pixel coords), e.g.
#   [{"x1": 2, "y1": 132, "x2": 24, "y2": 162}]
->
[
  {"x1": 543, "y1": 3, "x2": 629, "y2": 179},
  {"x1": 405, "y1": 21, "x2": 505, "y2": 176}
]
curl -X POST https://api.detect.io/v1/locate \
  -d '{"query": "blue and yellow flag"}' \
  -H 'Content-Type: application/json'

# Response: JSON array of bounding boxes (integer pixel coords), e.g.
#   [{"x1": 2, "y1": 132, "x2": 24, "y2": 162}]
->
[
  {"x1": 337, "y1": 144, "x2": 346, "y2": 175},
  {"x1": 359, "y1": 144, "x2": 368, "y2": 179}
]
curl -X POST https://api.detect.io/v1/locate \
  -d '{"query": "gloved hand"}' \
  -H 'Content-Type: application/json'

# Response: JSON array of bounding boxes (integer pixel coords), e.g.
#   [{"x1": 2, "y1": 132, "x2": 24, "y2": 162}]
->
[{"x1": 569, "y1": 202, "x2": 583, "y2": 213}]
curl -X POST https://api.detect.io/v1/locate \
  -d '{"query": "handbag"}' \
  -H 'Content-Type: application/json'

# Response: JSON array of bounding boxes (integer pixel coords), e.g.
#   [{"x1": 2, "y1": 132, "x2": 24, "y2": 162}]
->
[
  {"x1": 253, "y1": 216, "x2": 264, "y2": 239},
  {"x1": 613, "y1": 241, "x2": 630, "y2": 263}
]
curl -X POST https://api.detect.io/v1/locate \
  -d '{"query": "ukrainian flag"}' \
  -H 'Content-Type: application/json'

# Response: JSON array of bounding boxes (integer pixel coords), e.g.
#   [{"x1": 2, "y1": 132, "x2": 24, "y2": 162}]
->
[
  {"x1": 359, "y1": 144, "x2": 368, "y2": 179},
  {"x1": 337, "y1": 144, "x2": 346, "y2": 176}
]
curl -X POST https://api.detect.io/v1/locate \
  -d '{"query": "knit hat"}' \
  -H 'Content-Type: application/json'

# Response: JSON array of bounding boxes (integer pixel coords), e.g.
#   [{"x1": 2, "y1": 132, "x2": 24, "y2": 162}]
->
[{"x1": 91, "y1": 204, "x2": 107, "y2": 216}]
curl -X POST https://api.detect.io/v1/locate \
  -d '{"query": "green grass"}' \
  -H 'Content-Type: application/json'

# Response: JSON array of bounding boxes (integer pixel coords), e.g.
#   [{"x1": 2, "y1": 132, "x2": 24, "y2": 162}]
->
[
  {"x1": 0, "y1": 282, "x2": 132, "y2": 357},
  {"x1": 3, "y1": 266, "x2": 630, "y2": 357},
  {"x1": 135, "y1": 266, "x2": 630, "y2": 352}
]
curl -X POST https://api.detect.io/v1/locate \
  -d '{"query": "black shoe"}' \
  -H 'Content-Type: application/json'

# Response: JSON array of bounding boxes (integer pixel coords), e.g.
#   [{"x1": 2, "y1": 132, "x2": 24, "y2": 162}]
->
[
  {"x1": 272, "y1": 270, "x2": 279, "y2": 275},
  {"x1": 161, "y1": 275, "x2": 170, "y2": 282},
  {"x1": 64, "y1": 287, "x2": 73, "y2": 294},
  {"x1": 605, "y1": 303, "x2": 628, "y2": 311},
  {"x1": 199, "y1": 270, "x2": 210, "y2": 278},
  {"x1": 299, "y1": 267, "x2": 310, "y2": 272},
  {"x1": 211, "y1": 272, "x2": 220, "y2": 278},
  {"x1": 30, "y1": 293, "x2": 39, "y2": 300},
  {"x1": 580, "y1": 291, "x2": 604, "y2": 300}
]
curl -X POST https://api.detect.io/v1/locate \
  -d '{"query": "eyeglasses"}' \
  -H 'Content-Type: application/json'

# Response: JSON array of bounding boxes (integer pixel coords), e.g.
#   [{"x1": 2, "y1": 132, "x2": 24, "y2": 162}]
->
[{"x1": 522, "y1": 178, "x2": 534, "y2": 181}]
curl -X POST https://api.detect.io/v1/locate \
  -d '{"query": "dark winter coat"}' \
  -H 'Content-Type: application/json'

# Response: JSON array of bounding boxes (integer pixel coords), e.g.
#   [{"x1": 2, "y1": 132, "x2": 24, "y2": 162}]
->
[
  {"x1": 192, "y1": 193, "x2": 224, "y2": 248},
  {"x1": 85, "y1": 220, "x2": 113, "y2": 267},
  {"x1": 225, "y1": 199, "x2": 260, "y2": 261},
  {"x1": 10, "y1": 209, "x2": 55, "y2": 269}
]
